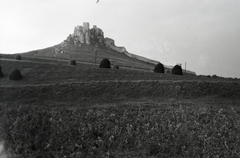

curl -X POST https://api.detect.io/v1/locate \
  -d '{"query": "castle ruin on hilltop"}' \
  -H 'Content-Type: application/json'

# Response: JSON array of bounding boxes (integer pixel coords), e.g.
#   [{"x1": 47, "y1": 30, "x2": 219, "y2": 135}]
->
[
  {"x1": 72, "y1": 22, "x2": 104, "y2": 45},
  {"x1": 63, "y1": 22, "x2": 126, "y2": 53},
  {"x1": 63, "y1": 22, "x2": 105, "y2": 46},
  {"x1": 61, "y1": 22, "x2": 196, "y2": 75}
]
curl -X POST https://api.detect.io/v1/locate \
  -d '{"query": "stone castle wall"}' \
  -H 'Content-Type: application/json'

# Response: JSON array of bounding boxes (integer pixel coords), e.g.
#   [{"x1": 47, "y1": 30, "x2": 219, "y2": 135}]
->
[
  {"x1": 71, "y1": 22, "x2": 104, "y2": 45},
  {"x1": 66, "y1": 22, "x2": 128, "y2": 54}
]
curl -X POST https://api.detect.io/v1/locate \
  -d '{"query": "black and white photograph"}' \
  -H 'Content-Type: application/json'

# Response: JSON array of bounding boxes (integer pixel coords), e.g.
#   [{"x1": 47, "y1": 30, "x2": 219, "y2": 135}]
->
[{"x1": 0, "y1": 0, "x2": 240, "y2": 157}]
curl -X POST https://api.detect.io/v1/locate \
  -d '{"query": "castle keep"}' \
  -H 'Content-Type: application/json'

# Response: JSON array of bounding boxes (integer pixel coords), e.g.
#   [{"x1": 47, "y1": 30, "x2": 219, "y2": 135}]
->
[
  {"x1": 63, "y1": 22, "x2": 126, "y2": 53},
  {"x1": 71, "y1": 22, "x2": 104, "y2": 45}
]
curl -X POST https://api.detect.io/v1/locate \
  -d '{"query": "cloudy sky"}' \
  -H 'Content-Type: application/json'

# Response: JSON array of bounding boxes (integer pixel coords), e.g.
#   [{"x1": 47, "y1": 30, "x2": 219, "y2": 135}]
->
[{"x1": 0, "y1": 0, "x2": 240, "y2": 78}]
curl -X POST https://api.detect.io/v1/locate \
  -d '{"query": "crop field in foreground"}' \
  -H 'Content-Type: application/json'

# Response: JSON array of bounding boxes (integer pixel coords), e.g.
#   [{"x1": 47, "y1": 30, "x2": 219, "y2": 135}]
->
[
  {"x1": 0, "y1": 100, "x2": 240, "y2": 158},
  {"x1": 0, "y1": 59, "x2": 240, "y2": 158}
]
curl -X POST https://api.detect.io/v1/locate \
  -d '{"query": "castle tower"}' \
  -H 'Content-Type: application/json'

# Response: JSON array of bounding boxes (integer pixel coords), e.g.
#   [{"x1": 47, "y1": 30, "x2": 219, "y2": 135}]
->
[{"x1": 83, "y1": 22, "x2": 90, "y2": 33}]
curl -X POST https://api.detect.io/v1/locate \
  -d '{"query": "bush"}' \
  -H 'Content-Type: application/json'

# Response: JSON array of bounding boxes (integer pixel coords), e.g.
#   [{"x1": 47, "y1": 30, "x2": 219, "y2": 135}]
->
[
  {"x1": 15, "y1": 55, "x2": 22, "y2": 60},
  {"x1": 99, "y1": 58, "x2": 111, "y2": 68},
  {"x1": 9, "y1": 68, "x2": 22, "y2": 80},
  {"x1": 113, "y1": 65, "x2": 119, "y2": 69},
  {"x1": 212, "y1": 74, "x2": 218, "y2": 78},
  {"x1": 154, "y1": 63, "x2": 164, "y2": 73},
  {"x1": 172, "y1": 65, "x2": 183, "y2": 75},
  {"x1": 69, "y1": 60, "x2": 76, "y2": 66},
  {"x1": 0, "y1": 66, "x2": 3, "y2": 78}
]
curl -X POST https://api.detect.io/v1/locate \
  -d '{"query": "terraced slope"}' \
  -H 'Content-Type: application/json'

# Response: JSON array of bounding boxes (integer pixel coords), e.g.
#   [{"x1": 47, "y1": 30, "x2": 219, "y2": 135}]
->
[
  {"x1": 0, "y1": 59, "x2": 239, "y2": 106},
  {"x1": 0, "y1": 59, "x2": 236, "y2": 85}
]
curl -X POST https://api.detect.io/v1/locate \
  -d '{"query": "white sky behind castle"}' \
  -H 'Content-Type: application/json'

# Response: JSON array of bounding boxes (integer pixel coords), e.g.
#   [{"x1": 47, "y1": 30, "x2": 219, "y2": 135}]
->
[{"x1": 0, "y1": 0, "x2": 240, "y2": 78}]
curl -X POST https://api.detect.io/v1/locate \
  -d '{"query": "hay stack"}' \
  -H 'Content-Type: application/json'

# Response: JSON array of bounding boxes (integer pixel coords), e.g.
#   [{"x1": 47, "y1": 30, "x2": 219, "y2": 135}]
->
[
  {"x1": 69, "y1": 60, "x2": 76, "y2": 66},
  {"x1": 154, "y1": 63, "x2": 164, "y2": 73},
  {"x1": 9, "y1": 68, "x2": 22, "y2": 80},
  {"x1": 99, "y1": 58, "x2": 111, "y2": 68},
  {"x1": 172, "y1": 65, "x2": 183, "y2": 75}
]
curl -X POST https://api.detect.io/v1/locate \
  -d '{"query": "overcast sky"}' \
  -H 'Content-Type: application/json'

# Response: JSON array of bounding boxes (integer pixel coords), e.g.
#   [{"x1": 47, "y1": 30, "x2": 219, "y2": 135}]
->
[{"x1": 0, "y1": 0, "x2": 240, "y2": 78}]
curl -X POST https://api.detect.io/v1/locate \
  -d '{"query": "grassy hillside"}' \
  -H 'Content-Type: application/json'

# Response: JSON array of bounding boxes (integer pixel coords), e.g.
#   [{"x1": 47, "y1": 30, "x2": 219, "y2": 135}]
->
[
  {"x1": 1, "y1": 59, "x2": 238, "y2": 105},
  {"x1": 0, "y1": 39, "x2": 197, "y2": 75},
  {"x1": 0, "y1": 57, "x2": 240, "y2": 157},
  {"x1": 0, "y1": 59, "x2": 234, "y2": 85},
  {"x1": 21, "y1": 43, "x2": 156, "y2": 71}
]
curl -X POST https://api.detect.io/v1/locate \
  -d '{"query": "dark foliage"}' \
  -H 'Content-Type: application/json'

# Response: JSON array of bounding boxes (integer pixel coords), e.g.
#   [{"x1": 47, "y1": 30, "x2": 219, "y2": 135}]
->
[
  {"x1": 212, "y1": 74, "x2": 218, "y2": 78},
  {"x1": 154, "y1": 63, "x2": 165, "y2": 73},
  {"x1": 0, "y1": 66, "x2": 3, "y2": 78},
  {"x1": 15, "y1": 55, "x2": 22, "y2": 60},
  {"x1": 9, "y1": 68, "x2": 22, "y2": 80},
  {"x1": 172, "y1": 65, "x2": 183, "y2": 75},
  {"x1": 113, "y1": 65, "x2": 119, "y2": 69},
  {"x1": 99, "y1": 58, "x2": 111, "y2": 68},
  {"x1": 69, "y1": 60, "x2": 76, "y2": 66}
]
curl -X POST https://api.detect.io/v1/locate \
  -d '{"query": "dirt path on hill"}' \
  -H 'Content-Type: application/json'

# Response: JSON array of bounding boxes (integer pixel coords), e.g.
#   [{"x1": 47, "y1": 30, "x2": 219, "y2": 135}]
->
[
  {"x1": 0, "y1": 79, "x2": 175, "y2": 87},
  {"x1": 0, "y1": 57, "x2": 93, "y2": 66},
  {"x1": 25, "y1": 55, "x2": 152, "y2": 70},
  {"x1": 0, "y1": 58, "x2": 59, "y2": 65},
  {"x1": 24, "y1": 55, "x2": 95, "y2": 65}
]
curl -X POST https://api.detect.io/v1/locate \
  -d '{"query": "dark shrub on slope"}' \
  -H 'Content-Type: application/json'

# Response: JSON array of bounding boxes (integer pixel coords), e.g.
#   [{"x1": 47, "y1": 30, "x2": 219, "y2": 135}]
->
[
  {"x1": 172, "y1": 65, "x2": 183, "y2": 75},
  {"x1": 15, "y1": 55, "x2": 22, "y2": 60},
  {"x1": 99, "y1": 58, "x2": 111, "y2": 68},
  {"x1": 9, "y1": 68, "x2": 22, "y2": 80},
  {"x1": 154, "y1": 63, "x2": 165, "y2": 73},
  {"x1": 69, "y1": 60, "x2": 76, "y2": 66},
  {"x1": 0, "y1": 66, "x2": 3, "y2": 78},
  {"x1": 113, "y1": 65, "x2": 119, "y2": 69}
]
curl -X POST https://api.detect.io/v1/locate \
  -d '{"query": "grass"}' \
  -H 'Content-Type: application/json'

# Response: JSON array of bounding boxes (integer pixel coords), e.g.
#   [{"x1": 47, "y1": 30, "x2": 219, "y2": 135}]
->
[
  {"x1": 20, "y1": 43, "x2": 155, "y2": 70},
  {"x1": 0, "y1": 102, "x2": 240, "y2": 158},
  {"x1": 0, "y1": 60, "x2": 237, "y2": 86},
  {"x1": 1, "y1": 77, "x2": 240, "y2": 107},
  {"x1": 0, "y1": 58, "x2": 240, "y2": 157}
]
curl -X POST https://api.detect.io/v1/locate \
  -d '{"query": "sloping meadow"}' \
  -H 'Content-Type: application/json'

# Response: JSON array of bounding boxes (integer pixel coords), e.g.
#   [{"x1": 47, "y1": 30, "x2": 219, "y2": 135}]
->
[
  {"x1": 1, "y1": 59, "x2": 240, "y2": 157},
  {"x1": 1, "y1": 80, "x2": 240, "y2": 105}
]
